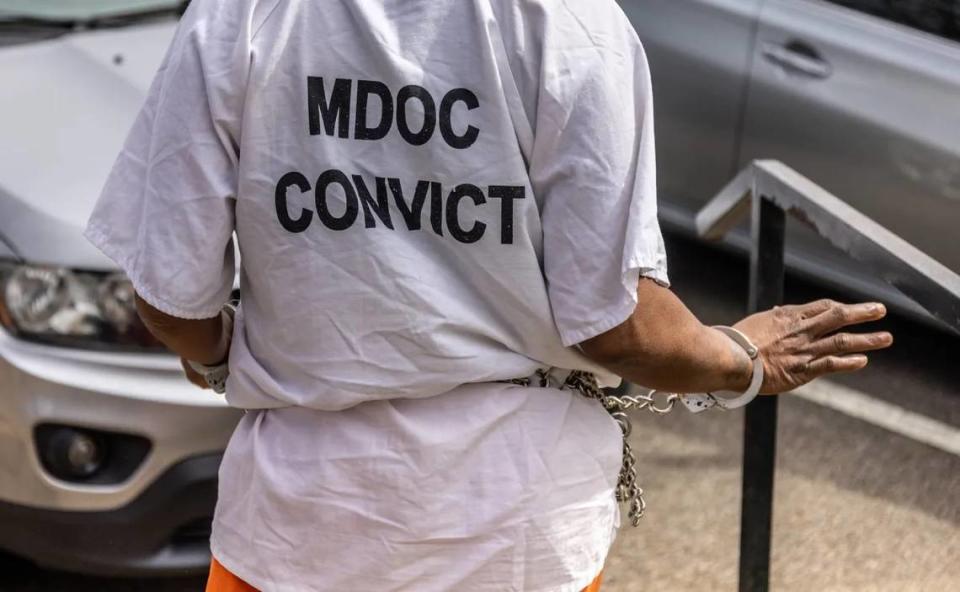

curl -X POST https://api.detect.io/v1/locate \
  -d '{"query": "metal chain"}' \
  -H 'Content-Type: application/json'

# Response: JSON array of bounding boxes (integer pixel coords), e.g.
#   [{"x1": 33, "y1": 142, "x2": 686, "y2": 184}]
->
[{"x1": 507, "y1": 369, "x2": 678, "y2": 527}]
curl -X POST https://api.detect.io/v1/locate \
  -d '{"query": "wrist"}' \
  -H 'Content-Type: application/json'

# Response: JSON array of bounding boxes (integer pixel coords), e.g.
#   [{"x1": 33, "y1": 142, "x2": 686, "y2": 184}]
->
[
  {"x1": 679, "y1": 326, "x2": 764, "y2": 413},
  {"x1": 193, "y1": 305, "x2": 235, "y2": 366},
  {"x1": 719, "y1": 328, "x2": 754, "y2": 392}
]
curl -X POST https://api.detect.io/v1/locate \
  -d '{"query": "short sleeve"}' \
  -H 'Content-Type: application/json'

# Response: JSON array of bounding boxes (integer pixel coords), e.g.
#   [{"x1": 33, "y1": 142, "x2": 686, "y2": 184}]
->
[
  {"x1": 532, "y1": 3, "x2": 669, "y2": 347},
  {"x1": 84, "y1": 0, "x2": 250, "y2": 319}
]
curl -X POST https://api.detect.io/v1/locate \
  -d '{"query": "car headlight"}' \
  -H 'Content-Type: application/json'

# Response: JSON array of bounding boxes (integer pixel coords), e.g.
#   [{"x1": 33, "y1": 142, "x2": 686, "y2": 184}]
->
[{"x1": 0, "y1": 260, "x2": 165, "y2": 352}]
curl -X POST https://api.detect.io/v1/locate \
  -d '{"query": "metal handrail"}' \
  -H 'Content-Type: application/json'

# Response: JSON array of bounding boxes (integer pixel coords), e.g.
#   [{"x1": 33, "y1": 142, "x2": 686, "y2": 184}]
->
[
  {"x1": 693, "y1": 160, "x2": 960, "y2": 592},
  {"x1": 697, "y1": 159, "x2": 960, "y2": 333}
]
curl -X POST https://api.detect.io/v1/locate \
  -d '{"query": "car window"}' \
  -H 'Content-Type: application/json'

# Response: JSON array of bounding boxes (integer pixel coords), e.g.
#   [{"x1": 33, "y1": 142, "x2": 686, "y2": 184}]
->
[{"x1": 824, "y1": 0, "x2": 960, "y2": 43}]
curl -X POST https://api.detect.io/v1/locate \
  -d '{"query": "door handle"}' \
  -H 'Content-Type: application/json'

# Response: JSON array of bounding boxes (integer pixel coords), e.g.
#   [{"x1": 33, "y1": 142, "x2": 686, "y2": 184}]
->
[{"x1": 761, "y1": 41, "x2": 832, "y2": 79}]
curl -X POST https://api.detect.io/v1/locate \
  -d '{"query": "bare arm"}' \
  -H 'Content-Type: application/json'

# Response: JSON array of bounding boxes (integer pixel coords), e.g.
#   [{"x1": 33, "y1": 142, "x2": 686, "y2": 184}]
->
[
  {"x1": 134, "y1": 293, "x2": 232, "y2": 388},
  {"x1": 581, "y1": 278, "x2": 893, "y2": 395},
  {"x1": 581, "y1": 279, "x2": 754, "y2": 393}
]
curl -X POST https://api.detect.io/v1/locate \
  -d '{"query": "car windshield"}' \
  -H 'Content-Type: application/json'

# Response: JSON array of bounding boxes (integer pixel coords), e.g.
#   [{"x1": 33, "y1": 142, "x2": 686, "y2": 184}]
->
[{"x1": 0, "y1": 0, "x2": 181, "y2": 21}]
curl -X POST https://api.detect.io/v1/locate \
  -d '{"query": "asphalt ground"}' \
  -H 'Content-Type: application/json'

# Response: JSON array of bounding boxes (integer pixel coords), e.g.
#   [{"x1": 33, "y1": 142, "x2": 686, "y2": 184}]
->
[{"x1": 3, "y1": 232, "x2": 958, "y2": 591}]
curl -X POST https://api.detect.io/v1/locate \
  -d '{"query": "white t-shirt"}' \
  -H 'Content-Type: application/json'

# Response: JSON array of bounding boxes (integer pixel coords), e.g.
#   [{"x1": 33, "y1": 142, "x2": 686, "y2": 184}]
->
[{"x1": 85, "y1": 0, "x2": 668, "y2": 589}]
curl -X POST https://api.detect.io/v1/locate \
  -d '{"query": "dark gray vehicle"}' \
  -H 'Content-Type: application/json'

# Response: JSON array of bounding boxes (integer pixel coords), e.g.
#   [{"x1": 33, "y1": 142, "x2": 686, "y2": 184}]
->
[{"x1": 622, "y1": 0, "x2": 960, "y2": 322}]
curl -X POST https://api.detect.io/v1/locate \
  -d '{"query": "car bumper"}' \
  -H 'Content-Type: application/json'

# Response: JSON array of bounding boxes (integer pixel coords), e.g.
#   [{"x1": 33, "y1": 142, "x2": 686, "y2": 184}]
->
[
  {"x1": 0, "y1": 328, "x2": 242, "y2": 574},
  {"x1": 0, "y1": 454, "x2": 222, "y2": 576}
]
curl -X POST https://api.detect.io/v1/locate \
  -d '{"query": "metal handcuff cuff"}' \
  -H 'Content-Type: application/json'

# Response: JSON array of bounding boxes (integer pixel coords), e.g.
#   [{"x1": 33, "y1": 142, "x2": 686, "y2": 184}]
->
[
  {"x1": 517, "y1": 325, "x2": 764, "y2": 527},
  {"x1": 676, "y1": 325, "x2": 764, "y2": 414},
  {"x1": 186, "y1": 301, "x2": 237, "y2": 395}
]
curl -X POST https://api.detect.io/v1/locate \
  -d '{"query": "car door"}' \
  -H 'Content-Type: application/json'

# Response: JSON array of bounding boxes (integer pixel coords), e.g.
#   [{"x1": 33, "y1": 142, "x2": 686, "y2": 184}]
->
[
  {"x1": 619, "y1": 0, "x2": 764, "y2": 228},
  {"x1": 739, "y1": 0, "x2": 960, "y2": 280}
]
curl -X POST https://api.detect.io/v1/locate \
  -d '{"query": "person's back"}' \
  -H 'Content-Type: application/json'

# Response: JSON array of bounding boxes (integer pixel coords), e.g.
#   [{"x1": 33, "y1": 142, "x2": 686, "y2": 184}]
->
[
  {"x1": 86, "y1": 0, "x2": 893, "y2": 589},
  {"x1": 221, "y1": 1, "x2": 655, "y2": 588},
  {"x1": 87, "y1": 0, "x2": 660, "y2": 588},
  {"x1": 227, "y1": 0, "x2": 662, "y2": 410}
]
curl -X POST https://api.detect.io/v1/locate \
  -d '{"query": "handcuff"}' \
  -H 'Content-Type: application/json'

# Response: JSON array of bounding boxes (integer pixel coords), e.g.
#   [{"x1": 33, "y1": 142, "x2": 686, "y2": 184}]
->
[
  {"x1": 186, "y1": 301, "x2": 237, "y2": 395},
  {"x1": 678, "y1": 325, "x2": 764, "y2": 413}
]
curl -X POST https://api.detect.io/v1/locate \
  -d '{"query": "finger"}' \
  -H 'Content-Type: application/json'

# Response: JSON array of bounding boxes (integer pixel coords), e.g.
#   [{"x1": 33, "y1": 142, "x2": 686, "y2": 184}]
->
[
  {"x1": 190, "y1": 372, "x2": 211, "y2": 389},
  {"x1": 809, "y1": 331, "x2": 893, "y2": 356},
  {"x1": 804, "y1": 354, "x2": 869, "y2": 379},
  {"x1": 805, "y1": 302, "x2": 886, "y2": 336},
  {"x1": 797, "y1": 298, "x2": 838, "y2": 319},
  {"x1": 180, "y1": 358, "x2": 211, "y2": 389},
  {"x1": 183, "y1": 366, "x2": 208, "y2": 388}
]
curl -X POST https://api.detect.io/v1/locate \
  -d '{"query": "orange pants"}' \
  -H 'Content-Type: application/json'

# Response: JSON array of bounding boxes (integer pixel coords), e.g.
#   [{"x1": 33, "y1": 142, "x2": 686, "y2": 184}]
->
[{"x1": 207, "y1": 557, "x2": 603, "y2": 591}]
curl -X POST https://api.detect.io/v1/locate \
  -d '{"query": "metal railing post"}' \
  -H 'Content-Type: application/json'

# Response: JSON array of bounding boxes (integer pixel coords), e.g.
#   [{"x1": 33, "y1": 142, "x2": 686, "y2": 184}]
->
[{"x1": 738, "y1": 196, "x2": 786, "y2": 592}]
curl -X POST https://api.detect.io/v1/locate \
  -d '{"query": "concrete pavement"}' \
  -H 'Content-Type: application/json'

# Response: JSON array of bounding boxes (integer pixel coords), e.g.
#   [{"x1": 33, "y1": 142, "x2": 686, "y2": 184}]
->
[{"x1": 603, "y1": 394, "x2": 960, "y2": 591}]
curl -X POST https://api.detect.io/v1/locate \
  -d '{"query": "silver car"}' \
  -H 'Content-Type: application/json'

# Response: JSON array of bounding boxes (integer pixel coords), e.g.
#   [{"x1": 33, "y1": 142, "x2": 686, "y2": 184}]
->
[
  {"x1": 0, "y1": 1, "x2": 240, "y2": 575},
  {"x1": 622, "y1": 0, "x2": 960, "y2": 323}
]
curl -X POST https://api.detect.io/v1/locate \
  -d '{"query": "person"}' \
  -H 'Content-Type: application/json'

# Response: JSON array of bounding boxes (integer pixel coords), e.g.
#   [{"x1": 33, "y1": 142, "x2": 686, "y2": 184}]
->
[{"x1": 84, "y1": 0, "x2": 893, "y2": 590}]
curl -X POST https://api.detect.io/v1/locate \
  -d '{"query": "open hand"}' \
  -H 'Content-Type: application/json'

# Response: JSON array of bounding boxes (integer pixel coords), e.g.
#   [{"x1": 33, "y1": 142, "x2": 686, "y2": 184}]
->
[{"x1": 733, "y1": 299, "x2": 893, "y2": 394}]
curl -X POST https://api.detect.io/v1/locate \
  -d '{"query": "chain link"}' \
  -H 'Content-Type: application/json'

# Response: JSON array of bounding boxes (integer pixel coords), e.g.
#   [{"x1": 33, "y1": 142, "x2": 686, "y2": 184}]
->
[{"x1": 508, "y1": 369, "x2": 678, "y2": 527}]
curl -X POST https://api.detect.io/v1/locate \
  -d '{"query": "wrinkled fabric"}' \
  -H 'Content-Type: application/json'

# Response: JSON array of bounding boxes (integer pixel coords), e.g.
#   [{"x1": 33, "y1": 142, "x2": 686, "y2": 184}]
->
[
  {"x1": 213, "y1": 384, "x2": 622, "y2": 592},
  {"x1": 85, "y1": 0, "x2": 669, "y2": 589}
]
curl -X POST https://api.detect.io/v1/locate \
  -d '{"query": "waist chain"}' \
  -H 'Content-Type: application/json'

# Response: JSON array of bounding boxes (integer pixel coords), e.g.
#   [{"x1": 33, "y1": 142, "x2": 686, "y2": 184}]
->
[{"x1": 504, "y1": 369, "x2": 681, "y2": 527}]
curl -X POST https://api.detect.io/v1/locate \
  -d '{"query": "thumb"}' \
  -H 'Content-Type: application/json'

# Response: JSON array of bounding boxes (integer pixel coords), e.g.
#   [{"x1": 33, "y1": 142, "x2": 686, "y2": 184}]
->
[{"x1": 180, "y1": 358, "x2": 212, "y2": 389}]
